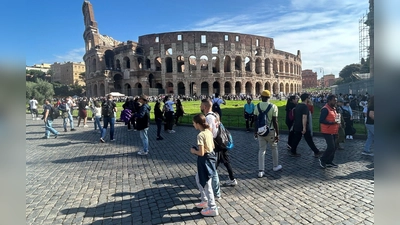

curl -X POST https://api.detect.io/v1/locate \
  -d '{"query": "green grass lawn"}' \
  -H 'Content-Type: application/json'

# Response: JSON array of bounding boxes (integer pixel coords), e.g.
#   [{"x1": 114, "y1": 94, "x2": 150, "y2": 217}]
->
[{"x1": 28, "y1": 100, "x2": 367, "y2": 135}]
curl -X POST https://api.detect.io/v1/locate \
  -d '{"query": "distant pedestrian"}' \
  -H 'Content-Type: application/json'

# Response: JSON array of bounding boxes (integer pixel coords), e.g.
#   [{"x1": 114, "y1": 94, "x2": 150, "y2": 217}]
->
[
  {"x1": 175, "y1": 99, "x2": 185, "y2": 125},
  {"x1": 77, "y1": 97, "x2": 89, "y2": 128},
  {"x1": 190, "y1": 113, "x2": 219, "y2": 217},
  {"x1": 135, "y1": 94, "x2": 151, "y2": 155},
  {"x1": 319, "y1": 94, "x2": 340, "y2": 169},
  {"x1": 100, "y1": 94, "x2": 117, "y2": 143},
  {"x1": 91, "y1": 100, "x2": 102, "y2": 132},
  {"x1": 362, "y1": 96, "x2": 374, "y2": 156},
  {"x1": 29, "y1": 96, "x2": 39, "y2": 120},
  {"x1": 154, "y1": 101, "x2": 164, "y2": 140},
  {"x1": 42, "y1": 99, "x2": 59, "y2": 139},
  {"x1": 211, "y1": 93, "x2": 225, "y2": 119},
  {"x1": 285, "y1": 95, "x2": 298, "y2": 150},
  {"x1": 244, "y1": 98, "x2": 255, "y2": 132},
  {"x1": 163, "y1": 96, "x2": 176, "y2": 133}
]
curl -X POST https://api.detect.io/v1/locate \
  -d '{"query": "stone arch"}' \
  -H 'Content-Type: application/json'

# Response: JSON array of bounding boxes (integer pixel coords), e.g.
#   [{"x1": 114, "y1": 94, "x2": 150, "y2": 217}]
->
[
  {"x1": 93, "y1": 84, "x2": 98, "y2": 97},
  {"x1": 200, "y1": 55, "x2": 208, "y2": 71},
  {"x1": 113, "y1": 74, "x2": 123, "y2": 92},
  {"x1": 285, "y1": 62, "x2": 289, "y2": 73},
  {"x1": 224, "y1": 56, "x2": 231, "y2": 72},
  {"x1": 137, "y1": 57, "x2": 143, "y2": 70},
  {"x1": 212, "y1": 81, "x2": 220, "y2": 94},
  {"x1": 224, "y1": 82, "x2": 232, "y2": 94},
  {"x1": 148, "y1": 73, "x2": 154, "y2": 88},
  {"x1": 279, "y1": 82, "x2": 284, "y2": 93},
  {"x1": 123, "y1": 56, "x2": 130, "y2": 69},
  {"x1": 235, "y1": 56, "x2": 242, "y2": 71},
  {"x1": 165, "y1": 57, "x2": 173, "y2": 73},
  {"x1": 91, "y1": 58, "x2": 96, "y2": 72},
  {"x1": 212, "y1": 46, "x2": 219, "y2": 54},
  {"x1": 201, "y1": 82, "x2": 209, "y2": 95},
  {"x1": 245, "y1": 82, "x2": 252, "y2": 95},
  {"x1": 166, "y1": 47, "x2": 173, "y2": 55},
  {"x1": 189, "y1": 55, "x2": 197, "y2": 71},
  {"x1": 245, "y1": 57, "x2": 251, "y2": 72},
  {"x1": 104, "y1": 50, "x2": 115, "y2": 70},
  {"x1": 273, "y1": 59, "x2": 278, "y2": 73},
  {"x1": 279, "y1": 60, "x2": 284, "y2": 72},
  {"x1": 136, "y1": 47, "x2": 143, "y2": 54},
  {"x1": 134, "y1": 82, "x2": 143, "y2": 95},
  {"x1": 166, "y1": 82, "x2": 174, "y2": 93},
  {"x1": 155, "y1": 83, "x2": 163, "y2": 89},
  {"x1": 255, "y1": 48, "x2": 261, "y2": 56},
  {"x1": 177, "y1": 82, "x2": 185, "y2": 95},
  {"x1": 255, "y1": 58, "x2": 262, "y2": 74},
  {"x1": 177, "y1": 55, "x2": 185, "y2": 72},
  {"x1": 285, "y1": 83, "x2": 289, "y2": 94},
  {"x1": 116, "y1": 59, "x2": 121, "y2": 70},
  {"x1": 99, "y1": 83, "x2": 105, "y2": 96},
  {"x1": 124, "y1": 83, "x2": 132, "y2": 96},
  {"x1": 264, "y1": 82, "x2": 271, "y2": 92},
  {"x1": 290, "y1": 83, "x2": 294, "y2": 93},
  {"x1": 146, "y1": 58, "x2": 151, "y2": 69},
  {"x1": 264, "y1": 58, "x2": 270, "y2": 74},
  {"x1": 212, "y1": 56, "x2": 220, "y2": 73},
  {"x1": 255, "y1": 82, "x2": 262, "y2": 95},
  {"x1": 272, "y1": 82, "x2": 278, "y2": 94},
  {"x1": 235, "y1": 81, "x2": 242, "y2": 94},
  {"x1": 155, "y1": 57, "x2": 161, "y2": 71},
  {"x1": 290, "y1": 63, "x2": 293, "y2": 74}
]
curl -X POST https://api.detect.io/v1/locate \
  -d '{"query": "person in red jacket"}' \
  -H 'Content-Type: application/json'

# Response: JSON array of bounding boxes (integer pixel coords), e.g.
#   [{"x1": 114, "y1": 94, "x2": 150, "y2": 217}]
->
[{"x1": 319, "y1": 94, "x2": 340, "y2": 169}]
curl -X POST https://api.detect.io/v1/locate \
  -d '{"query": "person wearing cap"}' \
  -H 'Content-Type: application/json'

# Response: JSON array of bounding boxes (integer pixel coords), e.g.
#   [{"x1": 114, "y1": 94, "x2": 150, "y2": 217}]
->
[
  {"x1": 253, "y1": 90, "x2": 282, "y2": 178},
  {"x1": 243, "y1": 98, "x2": 255, "y2": 132},
  {"x1": 134, "y1": 94, "x2": 152, "y2": 155}
]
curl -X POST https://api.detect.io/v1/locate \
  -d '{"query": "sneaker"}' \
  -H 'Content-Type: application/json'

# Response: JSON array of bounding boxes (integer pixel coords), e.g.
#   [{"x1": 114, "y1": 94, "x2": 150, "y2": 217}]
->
[
  {"x1": 215, "y1": 195, "x2": 222, "y2": 200},
  {"x1": 41, "y1": 136, "x2": 49, "y2": 139},
  {"x1": 70, "y1": 128, "x2": 76, "y2": 131},
  {"x1": 314, "y1": 151, "x2": 324, "y2": 158},
  {"x1": 349, "y1": 135, "x2": 353, "y2": 140},
  {"x1": 319, "y1": 159, "x2": 326, "y2": 169},
  {"x1": 196, "y1": 201, "x2": 208, "y2": 209},
  {"x1": 64, "y1": 129, "x2": 67, "y2": 132},
  {"x1": 137, "y1": 151, "x2": 148, "y2": 155},
  {"x1": 346, "y1": 135, "x2": 349, "y2": 140},
  {"x1": 110, "y1": 139, "x2": 116, "y2": 142},
  {"x1": 100, "y1": 138, "x2": 105, "y2": 143},
  {"x1": 290, "y1": 153, "x2": 301, "y2": 157},
  {"x1": 225, "y1": 179, "x2": 238, "y2": 186},
  {"x1": 258, "y1": 171, "x2": 264, "y2": 178},
  {"x1": 361, "y1": 151, "x2": 374, "y2": 156},
  {"x1": 273, "y1": 165, "x2": 282, "y2": 171},
  {"x1": 326, "y1": 162, "x2": 339, "y2": 168},
  {"x1": 168, "y1": 130, "x2": 176, "y2": 133},
  {"x1": 83, "y1": 124, "x2": 89, "y2": 128},
  {"x1": 201, "y1": 207, "x2": 219, "y2": 217}
]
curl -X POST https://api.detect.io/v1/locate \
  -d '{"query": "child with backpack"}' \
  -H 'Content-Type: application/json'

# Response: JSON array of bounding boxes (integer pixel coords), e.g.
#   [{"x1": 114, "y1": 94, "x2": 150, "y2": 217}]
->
[{"x1": 190, "y1": 114, "x2": 219, "y2": 217}]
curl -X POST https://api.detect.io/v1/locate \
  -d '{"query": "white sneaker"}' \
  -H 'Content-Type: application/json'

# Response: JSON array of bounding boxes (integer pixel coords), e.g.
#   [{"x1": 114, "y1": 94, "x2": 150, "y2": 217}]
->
[
  {"x1": 137, "y1": 151, "x2": 148, "y2": 155},
  {"x1": 273, "y1": 165, "x2": 282, "y2": 171},
  {"x1": 258, "y1": 171, "x2": 264, "y2": 178},
  {"x1": 361, "y1": 151, "x2": 374, "y2": 156},
  {"x1": 83, "y1": 124, "x2": 89, "y2": 128},
  {"x1": 225, "y1": 179, "x2": 238, "y2": 186},
  {"x1": 349, "y1": 135, "x2": 353, "y2": 140}
]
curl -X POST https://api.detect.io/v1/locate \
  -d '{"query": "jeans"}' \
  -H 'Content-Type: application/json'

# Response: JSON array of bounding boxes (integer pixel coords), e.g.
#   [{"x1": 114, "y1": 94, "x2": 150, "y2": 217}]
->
[
  {"x1": 290, "y1": 131, "x2": 319, "y2": 154},
  {"x1": 211, "y1": 170, "x2": 221, "y2": 198},
  {"x1": 94, "y1": 117, "x2": 102, "y2": 130},
  {"x1": 139, "y1": 128, "x2": 149, "y2": 153},
  {"x1": 156, "y1": 118, "x2": 162, "y2": 137},
  {"x1": 258, "y1": 131, "x2": 279, "y2": 170},
  {"x1": 101, "y1": 117, "x2": 115, "y2": 140},
  {"x1": 364, "y1": 124, "x2": 374, "y2": 152},
  {"x1": 45, "y1": 119, "x2": 58, "y2": 137},
  {"x1": 63, "y1": 111, "x2": 74, "y2": 130},
  {"x1": 195, "y1": 173, "x2": 216, "y2": 208},
  {"x1": 320, "y1": 134, "x2": 337, "y2": 164}
]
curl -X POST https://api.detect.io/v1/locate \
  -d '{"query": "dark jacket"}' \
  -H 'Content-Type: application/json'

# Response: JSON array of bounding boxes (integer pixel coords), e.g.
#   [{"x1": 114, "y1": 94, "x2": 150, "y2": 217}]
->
[
  {"x1": 197, "y1": 152, "x2": 217, "y2": 188},
  {"x1": 154, "y1": 107, "x2": 164, "y2": 121},
  {"x1": 134, "y1": 104, "x2": 151, "y2": 130}
]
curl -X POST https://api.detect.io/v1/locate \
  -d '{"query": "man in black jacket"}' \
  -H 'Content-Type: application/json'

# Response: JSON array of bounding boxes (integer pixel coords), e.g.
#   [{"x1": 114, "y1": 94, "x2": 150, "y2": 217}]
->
[{"x1": 135, "y1": 95, "x2": 151, "y2": 155}]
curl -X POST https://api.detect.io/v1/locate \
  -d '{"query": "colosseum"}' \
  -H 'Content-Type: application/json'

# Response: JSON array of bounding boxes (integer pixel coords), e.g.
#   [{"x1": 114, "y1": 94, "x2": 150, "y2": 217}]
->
[{"x1": 82, "y1": 1, "x2": 302, "y2": 97}]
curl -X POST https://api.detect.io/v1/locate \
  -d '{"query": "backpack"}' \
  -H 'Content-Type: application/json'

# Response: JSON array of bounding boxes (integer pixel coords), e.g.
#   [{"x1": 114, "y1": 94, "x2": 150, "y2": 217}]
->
[
  {"x1": 256, "y1": 103, "x2": 273, "y2": 136},
  {"x1": 120, "y1": 109, "x2": 132, "y2": 123},
  {"x1": 341, "y1": 108, "x2": 351, "y2": 119},
  {"x1": 207, "y1": 112, "x2": 234, "y2": 150},
  {"x1": 50, "y1": 106, "x2": 60, "y2": 119},
  {"x1": 288, "y1": 107, "x2": 295, "y2": 122},
  {"x1": 212, "y1": 99, "x2": 221, "y2": 113},
  {"x1": 102, "y1": 101, "x2": 114, "y2": 117},
  {"x1": 58, "y1": 103, "x2": 67, "y2": 112}
]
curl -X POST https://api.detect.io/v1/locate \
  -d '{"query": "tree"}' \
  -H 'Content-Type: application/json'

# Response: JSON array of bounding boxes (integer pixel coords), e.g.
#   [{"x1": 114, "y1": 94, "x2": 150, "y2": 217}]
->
[
  {"x1": 25, "y1": 79, "x2": 55, "y2": 103},
  {"x1": 339, "y1": 64, "x2": 361, "y2": 83}
]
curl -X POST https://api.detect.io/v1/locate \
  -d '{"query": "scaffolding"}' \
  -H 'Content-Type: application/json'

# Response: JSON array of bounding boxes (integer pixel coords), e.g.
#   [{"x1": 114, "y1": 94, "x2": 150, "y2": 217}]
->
[{"x1": 359, "y1": 13, "x2": 370, "y2": 63}]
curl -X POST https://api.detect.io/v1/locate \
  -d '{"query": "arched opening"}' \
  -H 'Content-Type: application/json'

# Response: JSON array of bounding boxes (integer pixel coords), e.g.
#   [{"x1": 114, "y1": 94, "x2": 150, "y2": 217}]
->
[
  {"x1": 155, "y1": 83, "x2": 163, "y2": 89},
  {"x1": 279, "y1": 60, "x2": 284, "y2": 72},
  {"x1": 285, "y1": 62, "x2": 289, "y2": 73},
  {"x1": 123, "y1": 56, "x2": 130, "y2": 69},
  {"x1": 136, "y1": 47, "x2": 143, "y2": 55},
  {"x1": 116, "y1": 59, "x2": 121, "y2": 71},
  {"x1": 166, "y1": 82, "x2": 174, "y2": 93},
  {"x1": 255, "y1": 82, "x2": 262, "y2": 95},
  {"x1": 165, "y1": 57, "x2": 173, "y2": 73},
  {"x1": 273, "y1": 82, "x2": 278, "y2": 94},
  {"x1": 113, "y1": 74, "x2": 123, "y2": 92},
  {"x1": 177, "y1": 82, "x2": 185, "y2": 95},
  {"x1": 146, "y1": 58, "x2": 151, "y2": 69},
  {"x1": 189, "y1": 56, "x2": 197, "y2": 71},
  {"x1": 213, "y1": 82, "x2": 220, "y2": 94},
  {"x1": 290, "y1": 63, "x2": 293, "y2": 74},
  {"x1": 285, "y1": 83, "x2": 289, "y2": 94},
  {"x1": 135, "y1": 82, "x2": 143, "y2": 95},
  {"x1": 245, "y1": 57, "x2": 251, "y2": 72},
  {"x1": 201, "y1": 82, "x2": 209, "y2": 95},
  {"x1": 125, "y1": 83, "x2": 132, "y2": 96},
  {"x1": 264, "y1": 58, "x2": 270, "y2": 74},
  {"x1": 235, "y1": 56, "x2": 241, "y2": 71},
  {"x1": 212, "y1": 46, "x2": 218, "y2": 54},
  {"x1": 177, "y1": 55, "x2": 185, "y2": 72},
  {"x1": 245, "y1": 82, "x2": 252, "y2": 95},
  {"x1": 148, "y1": 73, "x2": 154, "y2": 88},
  {"x1": 100, "y1": 83, "x2": 105, "y2": 96},
  {"x1": 290, "y1": 83, "x2": 294, "y2": 93},
  {"x1": 93, "y1": 84, "x2": 98, "y2": 97},
  {"x1": 137, "y1": 58, "x2": 143, "y2": 70},
  {"x1": 166, "y1": 48, "x2": 173, "y2": 55},
  {"x1": 273, "y1": 59, "x2": 278, "y2": 73},
  {"x1": 91, "y1": 58, "x2": 96, "y2": 72},
  {"x1": 224, "y1": 82, "x2": 231, "y2": 94},
  {"x1": 255, "y1": 48, "x2": 261, "y2": 56},
  {"x1": 155, "y1": 57, "x2": 161, "y2": 71},
  {"x1": 212, "y1": 56, "x2": 220, "y2": 73},
  {"x1": 224, "y1": 56, "x2": 231, "y2": 72},
  {"x1": 279, "y1": 82, "x2": 284, "y2": 93},
  {"x1": 235, "y1": 82, "x2": 241, "y2": 94},
  {"x1": 200, "y1": 55, "x2": 208, "y2": 71},
  {"x1": 264, "y1": 82, "x2": 271, "y2": 92},
  {"x1": 104, "y1": 50, "x2": 115, "y2": 70},
  {"x1": 255, "y1": 58, "x2": 262, "y2": 74}
]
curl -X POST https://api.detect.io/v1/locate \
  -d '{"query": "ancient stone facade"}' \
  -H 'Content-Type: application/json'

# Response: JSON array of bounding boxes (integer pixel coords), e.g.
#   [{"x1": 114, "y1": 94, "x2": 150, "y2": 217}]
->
[
  {"x1": 301, "y1": 69, "x2": 318, "y2": 89},
  {"x1": 82, "y1": 1, "x2": 302, "y2": 97},
  {"x1": 51, "y1": 62, "x2": 85, "y2": 86}
]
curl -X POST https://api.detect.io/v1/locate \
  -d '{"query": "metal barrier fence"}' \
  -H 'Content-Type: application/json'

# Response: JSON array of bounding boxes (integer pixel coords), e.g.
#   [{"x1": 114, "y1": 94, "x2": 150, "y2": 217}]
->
[{"x1": 331, "y1": 78, "x2": 374, "y2": 95}]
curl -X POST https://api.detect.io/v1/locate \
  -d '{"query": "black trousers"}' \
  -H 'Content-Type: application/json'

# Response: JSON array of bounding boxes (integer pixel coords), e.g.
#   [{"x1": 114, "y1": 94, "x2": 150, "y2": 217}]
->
[
  {"x1": 290, "y1": 131, "x2": 319, "y2": 154},
  {"x1": 286, "y1": 121, "x2": 294, "y2": 147},
  {"x1": 320, "y1": 134, "x2": 337, "y2": 164},
  {"x1": 165, "y1": 111, "x2": 174, "y2": 130},
  {"x1": 215, "y1": 147, "x2": 235, "y2": 180}
]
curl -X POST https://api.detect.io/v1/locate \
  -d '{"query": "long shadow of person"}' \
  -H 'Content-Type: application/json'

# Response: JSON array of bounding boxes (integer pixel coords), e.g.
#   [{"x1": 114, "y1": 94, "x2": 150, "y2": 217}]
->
[{"x1": 60, "y1": 176, "x2": 209, "y2": 224}]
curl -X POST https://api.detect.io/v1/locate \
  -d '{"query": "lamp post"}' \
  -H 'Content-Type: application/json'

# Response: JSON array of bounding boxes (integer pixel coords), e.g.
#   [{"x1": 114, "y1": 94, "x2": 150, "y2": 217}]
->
[{"x1": 189, "y1": 71, "x2": 192, "y2": 97}]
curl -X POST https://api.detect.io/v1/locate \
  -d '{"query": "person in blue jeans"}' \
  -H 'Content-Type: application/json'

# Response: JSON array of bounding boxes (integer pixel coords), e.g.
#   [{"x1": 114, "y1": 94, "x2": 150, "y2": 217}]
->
[
  {"x1": 91, "y1": 100, "x2": 102, "y2": 132},
  {"x1": 134, "y1": 95, "x2": 151, "y2": 155},
  {"x1": 100, "y1": 94, "x2": 117, "y2": 143},
  {"x1": 58, "y1": 98, "x2": 76, "y2": 132},
  {"x1": 154, "y1": 101, "x2": 164, "y2": 140},
  {"x1": 363, "y1": 96, "x2": 374, "y2": 156},
  {"x1": 42, "y1": 99, "x2": 59, "y2": 139}
]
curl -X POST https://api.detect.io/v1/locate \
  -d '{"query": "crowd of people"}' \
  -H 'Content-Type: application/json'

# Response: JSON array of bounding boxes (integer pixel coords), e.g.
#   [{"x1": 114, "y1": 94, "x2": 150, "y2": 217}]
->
[{"x1": 29, "y1": 90, "x2": 374, "y2": 217}]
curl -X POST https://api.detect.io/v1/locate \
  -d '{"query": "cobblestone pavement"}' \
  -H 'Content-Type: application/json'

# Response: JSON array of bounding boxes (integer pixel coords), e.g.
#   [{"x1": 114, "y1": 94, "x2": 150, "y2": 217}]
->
[{"x1": 26, "y1": 115, "x2": 374, "y2": 225}]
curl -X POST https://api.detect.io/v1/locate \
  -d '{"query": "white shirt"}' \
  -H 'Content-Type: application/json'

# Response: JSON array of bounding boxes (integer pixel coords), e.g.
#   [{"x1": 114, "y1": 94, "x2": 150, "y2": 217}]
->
[
  {"x1": 29, "y1": 99, "x2": 38, "y2": 109},
  {"x1": 165, "y1": 100, "x2": 175, "y2": 112},
  {"x1": 205, "y1": 112, "x2": 219, "y2": 138}
]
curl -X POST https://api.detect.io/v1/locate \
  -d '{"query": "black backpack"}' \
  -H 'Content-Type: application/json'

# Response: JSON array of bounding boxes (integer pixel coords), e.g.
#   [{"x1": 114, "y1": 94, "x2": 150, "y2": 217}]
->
[
  {"x1": 50, "y1": 106, "x2": 60, "y2": 119},
  {"x1": 102, "y1": 101, "x2": 114, "y2": 117},
  {"x1": 256, "y1": 103, "x2": 273, "y2": 136},
  {"x1": 212, "y1": 99, "x2": 221, "y2": 113}
]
